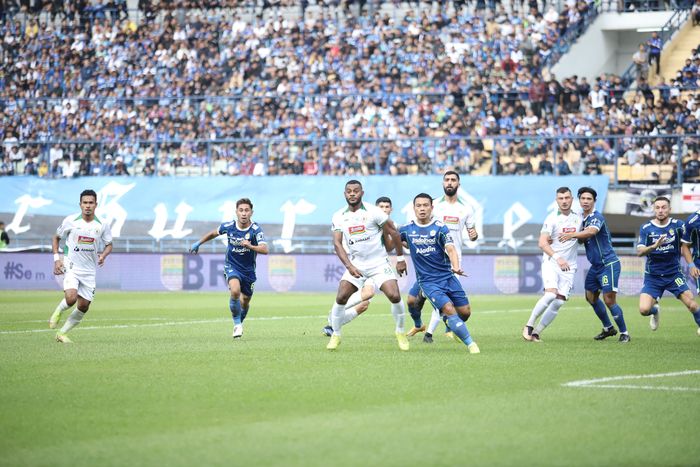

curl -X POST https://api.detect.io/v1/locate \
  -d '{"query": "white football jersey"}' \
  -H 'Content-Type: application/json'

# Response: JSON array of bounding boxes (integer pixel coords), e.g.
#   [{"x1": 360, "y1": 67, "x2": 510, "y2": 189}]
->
[
  {"x1": 332, "y1": 202, "x2": 390, "y2": 270},
  {"x1": 541, "y1": 210, "x2": 582, "y2": 267},
  {"x1": 432, "y1": 196, "x2": 475, "y2": 262},
  {"x1": 57, "y1": 214, "x2": 113, "y2": 274}
]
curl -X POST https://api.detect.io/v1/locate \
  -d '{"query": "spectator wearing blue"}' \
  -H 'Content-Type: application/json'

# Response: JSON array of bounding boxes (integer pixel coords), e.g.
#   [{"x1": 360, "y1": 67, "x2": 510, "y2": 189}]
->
[{"x1": 647, "y1": 32, "x2": 662, "y2": 75}]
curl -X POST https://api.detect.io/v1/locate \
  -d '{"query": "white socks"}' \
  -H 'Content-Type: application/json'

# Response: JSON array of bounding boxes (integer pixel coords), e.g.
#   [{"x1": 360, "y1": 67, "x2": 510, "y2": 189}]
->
[
  {"x1": 527, "y1": 292, "x2": 557, "y2": 328},
  {"x1": 330, "y1": 302, "x2": 345, "y2": 336},
  {"x1": 391, "y1": 299, "x2": 406, "y2": 333},
  {"x1": 60, "y1": 309, "x2": 86, "y2": 334},
  {"x1": 534, "y1": 299, "x2": 565, "y2": 334},
  {"x1": 55, "y1": 298, "x2": 71, "y2": 314},
  {"x1": 427, "y1": 307, "x2": 441, "y2": 334}
]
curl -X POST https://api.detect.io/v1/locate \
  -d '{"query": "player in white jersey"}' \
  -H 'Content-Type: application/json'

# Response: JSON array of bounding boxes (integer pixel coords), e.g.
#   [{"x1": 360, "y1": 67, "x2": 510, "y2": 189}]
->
[
  {"x1": 326, "y1": 180, "x2": 409, "y2": 351},
  {"x1": 321, "y1": 196, "x2": 396, "y2": 336},
  {"x1": 523, "y1": 187, "x2": 582, "y2": 342},
  {"x1": 49, "y1": 189, "x2": 113, "y2": 343},
  {"x1": 406, "y1": 171, "x2": 478, "y2": 343}
]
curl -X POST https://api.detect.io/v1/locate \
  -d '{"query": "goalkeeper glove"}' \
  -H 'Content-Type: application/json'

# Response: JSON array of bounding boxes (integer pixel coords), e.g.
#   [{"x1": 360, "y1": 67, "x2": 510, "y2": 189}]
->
[{"x1": 189, "y1": 241, "x2": 201, "y2": 254}]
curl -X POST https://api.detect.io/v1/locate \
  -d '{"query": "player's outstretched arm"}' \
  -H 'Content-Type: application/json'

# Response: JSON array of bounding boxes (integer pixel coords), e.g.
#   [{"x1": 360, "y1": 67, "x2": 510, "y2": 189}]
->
[
  {"x1": 333, "y1": 231, "x2": 361, "y2": 278},
  {"x1": 52, "y1": 234, "x2": 64, "y2": 275},
  {"x1": 241, "y1": 240, "x2": 269, "y2": 255},
  {"x1": 189, "y1": 229, "x2": 220, "y2": 254},
  {"x1": 560, "y1": 226, "x2": 598, "y2": 242}
]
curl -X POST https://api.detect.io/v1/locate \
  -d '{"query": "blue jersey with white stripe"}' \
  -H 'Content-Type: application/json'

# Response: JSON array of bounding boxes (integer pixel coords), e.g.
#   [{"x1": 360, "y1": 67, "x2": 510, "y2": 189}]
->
[
  {"x1": 582, "y1": 210, "x2": 618, "y2": 267},
  {"x1": 682, "y1": 211, "x2": 700, "y2": 263},
  {"x1": 218, "y1": 221, "x2": 266, "y2": 280},
  {"x1": 637, "y1": 218, "x2": 686, "y2": 277},
  {"x1": 399, "y1": 220, "x2": 454, "y2": 284}
]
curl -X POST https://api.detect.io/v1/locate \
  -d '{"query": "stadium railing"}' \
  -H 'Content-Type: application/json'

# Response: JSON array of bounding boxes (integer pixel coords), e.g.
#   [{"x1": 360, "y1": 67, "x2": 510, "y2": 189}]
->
[
  {"x1": 1, "y1": 235, "x2": 640, "y2": 255},
  {"x1": 8, "y1": 133, "x2": 696, "y2": 186}
]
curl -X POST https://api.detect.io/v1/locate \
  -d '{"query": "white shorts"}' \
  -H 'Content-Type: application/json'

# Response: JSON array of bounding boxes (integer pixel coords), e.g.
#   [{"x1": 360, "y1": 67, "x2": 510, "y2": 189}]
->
[
  {"x1": 63, "y1": 270, "x2": 96, "y2": 302},
  {"x1": 340, "y1": 257, "x2": 397, "y2": 292},
  {"x1": 541, "y1": 260, "x2": 575, "y2": 299}
]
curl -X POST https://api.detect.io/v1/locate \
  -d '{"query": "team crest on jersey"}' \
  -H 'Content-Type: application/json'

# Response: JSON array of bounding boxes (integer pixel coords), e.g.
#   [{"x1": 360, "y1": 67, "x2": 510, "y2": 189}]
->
[
  {"x1": 77, "y1": 235, "x2": 95, "y2": 244},
  {"x1": 244, "y1": 233, "x2": 250, "y2": 240},
  {"x1": 349, "y1": 225, "x2": 366, "y2": 235},
  {"x1": 561, "y1": 227, "x2": 576, "y2": 233},
  {"x1": 430, "y1": 230, "x2": 436, "y2": 236}
]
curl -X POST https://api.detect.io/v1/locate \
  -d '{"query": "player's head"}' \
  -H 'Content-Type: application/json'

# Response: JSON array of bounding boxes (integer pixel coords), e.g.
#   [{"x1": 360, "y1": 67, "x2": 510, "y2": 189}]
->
[
  {"x1": 577, "y1": 187, "x2": 597, "y2": 212},
  {"x1": 653, "y1": 196, "x2": 670, "y2": 222},
  {"x1": 79, "y1": 189, "x2": 97, "y2": 216},
  {"x1": 344, "y1": 180, "x2": 363, "y2": 208},
  {"x1": 413, "y1": 193, "x2": 433, "y2": 222},
  {"x1": 236, "y1": 198, "x2": 253, "y2": 225},
  {"x1": 375, "y1": 196, "x2": 392, "y2": 215},
  {"x1": 555, "y1": 187, "x2": 573, "y2": 212},
  {"x1": 443, "y1": 170, "x2": 460, "y2": 197}
]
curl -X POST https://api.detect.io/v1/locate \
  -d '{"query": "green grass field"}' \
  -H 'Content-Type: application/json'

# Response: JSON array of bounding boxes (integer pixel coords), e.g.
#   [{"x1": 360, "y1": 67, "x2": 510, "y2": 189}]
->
[{"x1": 1, "y1": 291, "x2": 699, "y2": 467}]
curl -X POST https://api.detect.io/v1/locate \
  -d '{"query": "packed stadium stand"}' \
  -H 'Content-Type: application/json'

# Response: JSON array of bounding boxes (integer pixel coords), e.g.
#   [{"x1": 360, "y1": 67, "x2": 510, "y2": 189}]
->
[{"x1": 0, "y1": 0, "x2": 698, "y2": 182}]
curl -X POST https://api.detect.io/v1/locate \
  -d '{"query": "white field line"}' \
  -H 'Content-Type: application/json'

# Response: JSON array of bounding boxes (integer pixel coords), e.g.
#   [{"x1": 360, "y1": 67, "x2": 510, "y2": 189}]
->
[
  {"x1": 0, "y1": 306, "x2": 579, "y2": 336},
  {"x1": 563, "y1": 370, "x2": 700, "y2": 393}
]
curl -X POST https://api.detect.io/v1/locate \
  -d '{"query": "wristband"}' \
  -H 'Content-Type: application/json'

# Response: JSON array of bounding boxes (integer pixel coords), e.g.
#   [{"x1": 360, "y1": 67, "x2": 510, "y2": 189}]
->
[
  {"x1": 396, "y1": 255, "x2": 406, "y2": 262},
  {"x1": 53, "y1": 253, "x2": 60, "y2": 261},
  {"x1": 552, "y1": 253, "x2": 561, "y2": 260}
]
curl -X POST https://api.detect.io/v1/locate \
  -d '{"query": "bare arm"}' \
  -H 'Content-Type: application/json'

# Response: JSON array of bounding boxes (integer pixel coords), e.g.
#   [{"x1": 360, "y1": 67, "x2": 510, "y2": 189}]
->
[
  {"x1": 637, "y1": 235, "x2": 666, "y2": 257},
  {"x1": 383, "y1": 221, "x2": 406, "y2": 276},
  {"x1": 382, "y1": 220, "x2": 396, "y2": 252},
  {"x1": 539, "y1": 232, "x2": 570, "y2": 272},
  {"x1": 333, "y1": 230, "x2": 361, "y2": 278},
  {"x1": 52, "y1": 234, "x2": 63, "y2": 275},
  {"x1": 241, "y1": 240, "x2": 269, "y2": 255},
  {"x1": 560, "y1": 226, "x2": 598, "y2": 242},
  {"x1": 98, "y1": 243, "x2": 113, "y2": 267},
  {"x1": 681, "y1": 242, "x2": 700, "y2": 278},
  {"x1": 189, "y1": 228, "x2": 221, "y2": 253},
  {"x1": 445, "y1": 243, "x2": 463, "y2": 275},
  {"x1": 466, "y1": 227, "x2": 478, "y2": 241}
]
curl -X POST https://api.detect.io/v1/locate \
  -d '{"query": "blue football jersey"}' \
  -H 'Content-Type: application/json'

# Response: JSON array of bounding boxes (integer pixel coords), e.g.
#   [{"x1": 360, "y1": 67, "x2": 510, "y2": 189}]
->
[
  {"x1": 399, "y1": 220, "x2": 454, "y2": 284},
  {"x1": 682, "y1": 211, "x2": 700, "y2": 261},
  {"x1": 582, "y1": 210, "x2": 618, "y2": 267},
  {"x1": 218, "y1": 221, "x2": 266, "y2": 280},
  {"x1": 637, "y1": 218, "x2": 686, "y2": 277}
]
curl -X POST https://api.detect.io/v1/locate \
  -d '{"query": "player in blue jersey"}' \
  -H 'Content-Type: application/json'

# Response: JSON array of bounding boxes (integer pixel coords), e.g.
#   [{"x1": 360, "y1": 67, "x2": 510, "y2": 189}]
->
[
  {"x1": 399, "y1": 193, "x2": 480, "y2": 354},
  {"x1": 637, "y1": 197, "x2": 700, "y2": 336},
  {"x1": 189, "y1": 198, "x2": 268, "y2": 339},
  {"x1": 559, "y1": 187, "x2": 630, "y2": 342},
  {"x1": 682, "y1": 210, "x2": 700, "y2": 294}
]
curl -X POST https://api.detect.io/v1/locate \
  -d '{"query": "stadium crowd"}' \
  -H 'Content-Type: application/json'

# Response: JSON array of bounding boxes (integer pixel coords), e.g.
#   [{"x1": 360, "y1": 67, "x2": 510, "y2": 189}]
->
[{"x1": 0, "y1": 1, "x2": 698, "y2": 179}]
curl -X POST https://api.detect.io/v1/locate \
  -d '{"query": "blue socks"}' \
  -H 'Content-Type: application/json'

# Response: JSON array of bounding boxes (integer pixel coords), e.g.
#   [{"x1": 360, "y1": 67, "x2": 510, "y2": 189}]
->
[
  {"x1": 241, "y1": 306, "x2": 249, "y2": 322},
  {"x1": 592, "y1": 299, "x2": 613, "y2": 329},
  {"x1": 408, "y1": 305, "x2": 422, "y2": 328},
  {"x1": 650, "y1": 304, "x2": 659, "y2": 315},
  {"x1": 446, "y1": 314, "x2": 473, "y2": 346},
  {"x1": 692, "y1": 310, "x2": 700, "y2": 327},
  {"x1": 609, "y1": 304, "x2": 627, "y2": 333},
  {"x1": 229, "y1": 298, "x2": 242, "y2": 325}
]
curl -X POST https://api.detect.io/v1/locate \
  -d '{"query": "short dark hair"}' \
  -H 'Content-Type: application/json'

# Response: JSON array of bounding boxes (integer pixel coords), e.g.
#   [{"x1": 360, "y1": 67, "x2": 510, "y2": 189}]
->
[
  {"x1": 443, "y1": 170, "x2": 460, "y2": 181},
  {"x1": 577, "y1": 187, "x2": 597, "y2": 200},
  {"x1": 80, "y1": 189, "x2": 97, "y2": 202},
  {"x1": 345, "y1": 179, "x2": 362, "y2": 188},
  {"x1": 375, "y1": 196, "x2": 392, "y2": 206},
  {"x1": 413, "y1": 193, "x2": 433, "y2": 205},
  {"x1": 236, "y1": 198, "x2": 253, "y2": 209},
  {"x1": 556, "y1": 186, "x2": 572, "y2": 195},
  {"x1": 654, "y1": 196, "x2": 670, "y2": 205}
]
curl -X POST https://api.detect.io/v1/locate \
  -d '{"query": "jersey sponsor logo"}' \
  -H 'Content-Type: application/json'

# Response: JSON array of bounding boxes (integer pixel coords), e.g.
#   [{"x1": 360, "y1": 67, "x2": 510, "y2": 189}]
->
[
  {"x1": 442, "y1": 216, "x2": 459, "y2": 224},
  {"x1": 77, "y1": 235, "x2": 95, "y2": 245},
  {"x1": 348, "y1": 225, "x2": 366, "y2": 235},
  {"x1": 562, "y1": 227, "x2": 577, "y2": 233}
]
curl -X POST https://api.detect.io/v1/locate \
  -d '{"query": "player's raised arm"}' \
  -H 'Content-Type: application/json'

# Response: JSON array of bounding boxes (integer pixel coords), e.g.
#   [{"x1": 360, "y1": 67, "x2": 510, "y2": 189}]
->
[{"x1": 189, "y1": 228, "x2": 221, "y2": 254}]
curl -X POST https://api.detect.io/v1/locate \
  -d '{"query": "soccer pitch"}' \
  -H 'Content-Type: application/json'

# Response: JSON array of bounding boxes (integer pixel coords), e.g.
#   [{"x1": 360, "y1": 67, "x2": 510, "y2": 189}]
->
[{"x1": 1, "y1": 291, "x2": 698, "y2": 467}]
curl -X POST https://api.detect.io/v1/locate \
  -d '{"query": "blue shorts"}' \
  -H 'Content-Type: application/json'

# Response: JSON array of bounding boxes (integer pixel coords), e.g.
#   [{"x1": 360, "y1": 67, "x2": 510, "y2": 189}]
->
[
  {"x1": 641, "y1": 273, "x2": 689, "y2": 299},
  {"x1": 585, "y1": 261, "x2": 620, "y2": 294},
  {"x1": 420, "y1": 276, "x2": 469, "y2": 311},
  {"x1": 408, "y1": 281, "x2": 421, "y2": 298},
  {"x1": 224, "y1": 265, "x2": 255, "y2": 297}
]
